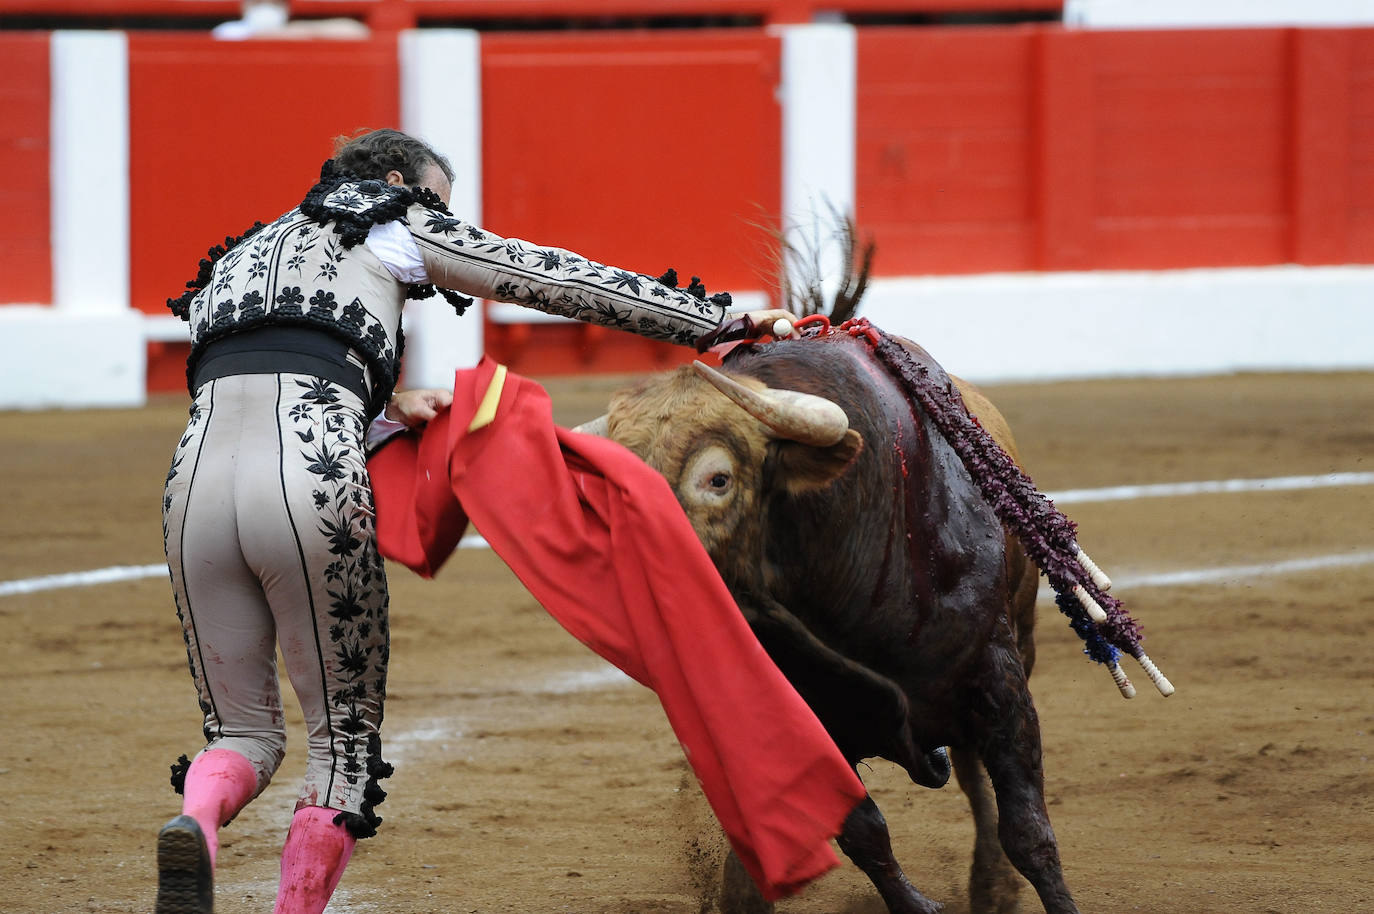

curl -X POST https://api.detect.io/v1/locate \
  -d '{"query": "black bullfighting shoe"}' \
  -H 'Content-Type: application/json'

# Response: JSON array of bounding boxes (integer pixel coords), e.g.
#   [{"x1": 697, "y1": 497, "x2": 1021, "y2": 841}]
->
[{"x1": 155, "y1": 814, "x2": 213, "y2": 914}]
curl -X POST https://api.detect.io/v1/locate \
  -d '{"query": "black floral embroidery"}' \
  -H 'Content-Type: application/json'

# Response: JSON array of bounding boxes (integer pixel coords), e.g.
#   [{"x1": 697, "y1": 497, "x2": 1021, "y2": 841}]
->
[
  {"x1": 246, "y1": 248, "x2": 269, "y2": 281},
  {"x1": 285, "y1": 380, "x2": 391, "y2": 815},
  {"x1": 213, "y1": 300, "x2": 236, "y2": 326},
  {"x1": 162, "y1": 399, "x2": 205, "y2": 524},
  {"x1": 423, "y1": 211, "x2": 464, "y2": 236},
  {"x1": 213, "y1": 269, "x2": 235, "y2": 297},
  {"x1": 317, "y1": 236, "x2": 344, "y2": 282},
  {"x1": 531, "y1": 250, "x2": 563, "y2": 272},
  {"x1": 275, "y1": 286, "x2": 305, "y2": 310},
  {"x1": 239, "y1": 293, "x2": 266, "y2": 321},
  {"x1": 298, "y1": 377, "x2": 342, "y2": 406},
  {"x1": 322, "y1": 185, "x2": 366, "y2": 213},
  {"x1": 365, "y1": 323, "x2": 389, "y2": 352},
  {"x1": 589, "y1": 300, "x2": 634, "y2": 328},
  {"x1": 608, "y1": 269, "x2": 645, "y2": 295},
  {"x1": 286, "y1": 229, "x2": 317, "y2": 273},
  {"x1": 307, "y1": 290, "x2": 338, "y2": 320},
  {"x1": 491, "y1": 240, "x2": 529, "y2": 263},
  {"x1": 339, "y1": 299, "x2": 367, "y2": 334}
]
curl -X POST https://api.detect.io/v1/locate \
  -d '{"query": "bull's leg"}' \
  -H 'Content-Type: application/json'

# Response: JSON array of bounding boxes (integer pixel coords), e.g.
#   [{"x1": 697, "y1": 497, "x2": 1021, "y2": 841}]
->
[
  {"x1": 975, "y1": 645, "x2": 1079, "y2": 914},
  {"x1": 836, "y1": 794, "x2": 943, "y2": 914},
  {"x1": 951, "y1": 748, "x2": 1022, "y2": 914},
  {"x1": 720, "y1": 850, "x2": 774, "y2": 914}
]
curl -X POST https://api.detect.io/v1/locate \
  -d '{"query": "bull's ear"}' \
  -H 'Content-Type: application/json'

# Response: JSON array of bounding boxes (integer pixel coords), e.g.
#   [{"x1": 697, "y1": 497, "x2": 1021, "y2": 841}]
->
[{"x1": 773, "y1": 429, "x2": 863, "y2": 494}]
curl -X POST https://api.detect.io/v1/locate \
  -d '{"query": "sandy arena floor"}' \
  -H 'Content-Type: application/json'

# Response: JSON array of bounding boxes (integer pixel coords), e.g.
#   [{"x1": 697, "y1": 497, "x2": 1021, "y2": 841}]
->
[{"x1": 2, "y1": 369, "x2": 1371, "y2": 914}]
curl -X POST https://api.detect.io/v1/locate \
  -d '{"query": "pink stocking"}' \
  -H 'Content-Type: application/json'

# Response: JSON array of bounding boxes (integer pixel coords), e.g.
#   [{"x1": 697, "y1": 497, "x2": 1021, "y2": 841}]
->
[
  {"x1": 180, "y1": 748, "x2": 258, "y2": 868},
  {"x1": 272, "y1": 805, "x2": 357, "y2": 914}
]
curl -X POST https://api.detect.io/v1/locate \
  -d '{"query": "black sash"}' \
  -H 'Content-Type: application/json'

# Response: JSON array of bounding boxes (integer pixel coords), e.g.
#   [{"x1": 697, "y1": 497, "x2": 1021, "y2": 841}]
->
[{"x1": 192, "y1": 326, "x2": 371, "y2": 403}]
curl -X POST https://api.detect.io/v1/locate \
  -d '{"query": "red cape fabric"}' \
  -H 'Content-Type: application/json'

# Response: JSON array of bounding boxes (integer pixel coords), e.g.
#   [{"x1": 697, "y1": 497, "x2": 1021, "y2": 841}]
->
[{"x1": 368, "y1": 358, "x2": 866, "y2": 900}]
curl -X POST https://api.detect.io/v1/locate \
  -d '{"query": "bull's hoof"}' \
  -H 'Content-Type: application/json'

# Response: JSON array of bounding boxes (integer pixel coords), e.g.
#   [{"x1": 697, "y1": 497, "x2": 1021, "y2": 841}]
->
[
  {"x1": 913, "y1": 746, "x2": 951, "y2": 789},
  {"x1": 720, "y1": 850, "x2": 773, "y2": 914}
]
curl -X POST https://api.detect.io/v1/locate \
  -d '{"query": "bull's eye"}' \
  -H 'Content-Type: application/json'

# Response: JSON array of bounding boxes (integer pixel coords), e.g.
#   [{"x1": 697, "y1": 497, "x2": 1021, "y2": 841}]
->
[{"x1": 682, "y1": 445, "x2": 737, "y2": 507}]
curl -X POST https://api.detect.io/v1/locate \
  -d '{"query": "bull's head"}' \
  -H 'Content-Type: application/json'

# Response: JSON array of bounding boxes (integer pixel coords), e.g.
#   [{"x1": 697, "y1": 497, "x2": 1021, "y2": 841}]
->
[{"x1": 580, "y1": 361, "x2": 862, "y2": 569}]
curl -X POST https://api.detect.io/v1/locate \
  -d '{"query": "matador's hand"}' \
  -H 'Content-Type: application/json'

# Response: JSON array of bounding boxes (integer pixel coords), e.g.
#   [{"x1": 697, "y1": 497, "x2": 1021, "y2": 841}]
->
[
  {"x1": 694, "y1": 309, "x2": 801, "y2": 353},
  {"x1": 385, "y1": 388, "x2": 453, "y2": 427},
  {"x1": 741, "y1": 309, "x2": 801, "y2": 339}
]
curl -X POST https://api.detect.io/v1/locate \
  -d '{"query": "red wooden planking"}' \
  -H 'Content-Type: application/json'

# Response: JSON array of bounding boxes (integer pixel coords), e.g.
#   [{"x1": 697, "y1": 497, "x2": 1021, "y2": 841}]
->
[
  {"x1": 1034, "y1": 26, "x2": 1095, "y2": 270},
  {"x1": 856, "y1": 26, "x2": 1038, "y2": 275},
  {"x1": 480, "y1": 31, "x2": 781, "y2": 290},
  {"x1": 1092, "y1": 34, "x2": 1288, "y2": 210},
  {"x1": 0, "y1": 34, "x2": 51, "y2": 305},
  {"x1": 1346, "y1": 30, "x2": 1374, "y2": 262},
  {"x1": 857, "y1": 25, "x2": 1349, "y2": 275},
  {"x1": 0, "y1": 0, "x2": 1063, "y2": 27}
]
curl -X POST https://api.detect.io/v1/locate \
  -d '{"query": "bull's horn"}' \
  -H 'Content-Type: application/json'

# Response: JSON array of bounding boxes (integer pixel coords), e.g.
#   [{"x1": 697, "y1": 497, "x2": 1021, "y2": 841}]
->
[
  {"x1": 572, "y1": 414, "x2": 609, "y2": 437},
  {"x1": 692, "y1": 361, "x2": 850, "y2": 447}
]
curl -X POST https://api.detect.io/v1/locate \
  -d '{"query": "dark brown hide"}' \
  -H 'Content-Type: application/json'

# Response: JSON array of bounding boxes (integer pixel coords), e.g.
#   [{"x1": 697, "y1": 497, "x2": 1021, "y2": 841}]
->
[
  {"x1": 735, "y1": 336, "x2": 1035, "y2": 754},
  {"x1": 606, "y1": 332, "x2": 1070, "y2": 914}
]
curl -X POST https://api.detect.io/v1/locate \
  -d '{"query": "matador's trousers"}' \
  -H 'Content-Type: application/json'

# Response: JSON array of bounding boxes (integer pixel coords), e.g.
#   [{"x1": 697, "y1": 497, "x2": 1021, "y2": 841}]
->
[{"x1": 162, "y1": 372, "x2": 391, "y2": 834}]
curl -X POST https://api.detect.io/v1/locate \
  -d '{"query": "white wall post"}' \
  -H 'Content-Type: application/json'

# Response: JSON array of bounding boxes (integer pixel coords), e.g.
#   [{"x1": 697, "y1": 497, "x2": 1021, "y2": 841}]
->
[
  {"x1": 51, "y1": 31, "x2": 130, "y2": 314},
  {"x1": 0, "y1": 31, "x2": 144, "y2": 410},
  {"x1": 778, "y1": 22, "x2": 857, "y2": 306},
  {"x1": 399, "y1": 28, "x2": 485, "y2": 388}
]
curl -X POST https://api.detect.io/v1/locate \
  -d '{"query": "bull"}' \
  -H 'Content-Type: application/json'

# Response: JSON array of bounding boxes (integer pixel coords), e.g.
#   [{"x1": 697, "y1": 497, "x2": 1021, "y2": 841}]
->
[{"x1": 575, "y1": 242, "x2": 1116, "y2": 913}]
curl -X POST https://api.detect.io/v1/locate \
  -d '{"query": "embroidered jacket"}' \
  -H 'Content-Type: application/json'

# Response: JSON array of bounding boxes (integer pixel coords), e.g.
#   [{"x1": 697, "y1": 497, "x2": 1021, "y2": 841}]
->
[{"x1": 169, "y1": 163, "x2": 732, "y2": 416}]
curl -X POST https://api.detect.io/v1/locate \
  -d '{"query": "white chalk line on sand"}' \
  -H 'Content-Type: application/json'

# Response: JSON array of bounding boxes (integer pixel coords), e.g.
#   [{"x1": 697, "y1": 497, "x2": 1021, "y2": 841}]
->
[
  {"x1": 3, "y1": 470, "x2": 1371, "y2": 599},
  {"x1": 1046, "y1": 470, "x2": 1374, "y2": 504},
  {"x1": 1107, "y1": 549, "x2": 1374, "y2": 590}
]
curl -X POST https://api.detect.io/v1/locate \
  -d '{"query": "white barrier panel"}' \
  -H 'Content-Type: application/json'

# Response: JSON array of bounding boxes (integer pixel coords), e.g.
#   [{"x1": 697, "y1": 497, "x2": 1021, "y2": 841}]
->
[
  {"x1": 1065, "y1": 0, "x2": 1374, "y2": 27},
  {"x1": 0, "y1": 307, "x2": 145, "y2": 409},
  {"x1": 862, "y1": 265, "x2": 1374, "y2": 383}
]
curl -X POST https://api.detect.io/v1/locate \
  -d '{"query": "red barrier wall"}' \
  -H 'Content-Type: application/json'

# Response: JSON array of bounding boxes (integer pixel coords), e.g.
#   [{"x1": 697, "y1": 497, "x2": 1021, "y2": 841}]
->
[
  {"x1": 7, "y1": 23, "x2": 1371, "y2": 385},
  {"x1": 856, "y1": 26, "x2": 1374, "y2": 275},
  {"x1": 479, "y1": 29, "x2": 782, "y2": 374},
  {"x1": 0, "y1": 0, "x2": 1063, "y2": 30},
  {"x1": 0, "y1": 33, "x2": 51, "y2": 306},
  {"x1": 1304, "y1": 28, "x2": 1374, "y2": 263},
  {"x1": 857, "y1": 27, "x2": 1037, "y2": 275}
]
